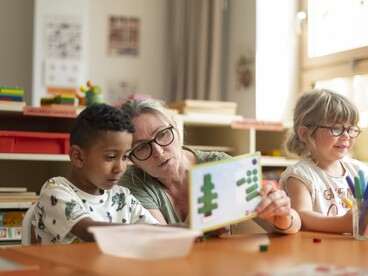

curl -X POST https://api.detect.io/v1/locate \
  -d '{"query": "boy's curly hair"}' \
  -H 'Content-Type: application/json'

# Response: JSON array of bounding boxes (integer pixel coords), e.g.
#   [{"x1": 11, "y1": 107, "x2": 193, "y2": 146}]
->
[{"x1": 70, "y1": 103, "x2": 135, "y2": 149}]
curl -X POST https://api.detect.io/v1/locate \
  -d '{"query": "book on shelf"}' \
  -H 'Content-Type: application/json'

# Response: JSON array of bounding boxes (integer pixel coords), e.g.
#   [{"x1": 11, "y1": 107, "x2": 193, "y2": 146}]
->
[
  {"x1": 0, "y1": 226, "x2": 22, "y2": 241},
  {"x1": 231, "y1": 118, "x2": 284, "y2": 131},
  {"x1": 0, "y1": 208, "x2": 25, "y2": 242},
  {"x1": 0, "y1": 192, "x2": 36, "y2": 197},
  {"x1": 0, "y1": 187, "x2": 27, "y2": 193},
  {"x1": 0, "y1": 195, "x2": 38, "y2": 201},
  {"x1": 0, "y1": 210, "x2": 25, "y2": 227},
  {"x1": 176, "y1": 112, "x2": 243, "y2": 124},
  {"x1": 0, "y1": 201, "x2": 35, "y2": 209},
  {"x1": 167, "y1": 99, "x2": 237, "y2": 115},
  {"x1": 0, "y1": 100, "x2": 26, "y2": 112},
  {"x1": 168, "y1": 99, "x2": 237, "y2": 108}
]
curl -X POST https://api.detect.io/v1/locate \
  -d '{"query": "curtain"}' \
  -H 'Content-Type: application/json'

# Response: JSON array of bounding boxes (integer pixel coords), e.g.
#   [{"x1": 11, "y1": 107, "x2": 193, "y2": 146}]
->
[{"x1": 167, "y1": 0, "x2": 225, "y2": 101}]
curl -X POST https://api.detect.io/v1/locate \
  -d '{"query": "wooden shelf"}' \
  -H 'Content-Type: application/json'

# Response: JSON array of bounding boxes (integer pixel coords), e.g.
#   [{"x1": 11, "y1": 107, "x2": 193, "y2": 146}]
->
[{"x1": 174, "y1": 114, "x2": 295, "y2": 168}]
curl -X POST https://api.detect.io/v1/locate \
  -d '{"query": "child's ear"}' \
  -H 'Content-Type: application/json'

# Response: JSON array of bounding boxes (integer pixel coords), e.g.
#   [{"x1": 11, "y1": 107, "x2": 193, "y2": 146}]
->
[
  {"x1": 297, "y1": 126, "x2": 308, "y2": 142},
  {"x1": 69, "y1": 145, "x2": 84, "y2": 168}
]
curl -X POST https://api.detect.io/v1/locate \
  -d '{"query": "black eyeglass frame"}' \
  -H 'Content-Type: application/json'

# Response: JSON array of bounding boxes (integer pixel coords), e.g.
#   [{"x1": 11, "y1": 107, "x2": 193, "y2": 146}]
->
[
  {"x1": 318, "y1": 123, "x2": 361, "y2": 138},
  {"x1": 129, "y1": 125, "x2": 175, "y2": 161}
]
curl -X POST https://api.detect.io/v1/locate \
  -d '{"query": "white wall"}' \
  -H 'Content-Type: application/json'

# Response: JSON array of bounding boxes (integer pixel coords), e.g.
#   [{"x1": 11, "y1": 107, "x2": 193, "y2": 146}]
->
[
  {"x1": 226, "y1": 0, "x2": 298, "y2": 123},
  {"x1": 256, "y1": 0, "x2": 299, "y2": 123},
  {"x1": 89, "y1": 0, "x2": 168, "y2": 103},
  {"x1": 225, "y1": 0, "x2": 256, "y2": 119},
  {"x1": 32, "y1": 0, "x2": 167, "y2": 106}
]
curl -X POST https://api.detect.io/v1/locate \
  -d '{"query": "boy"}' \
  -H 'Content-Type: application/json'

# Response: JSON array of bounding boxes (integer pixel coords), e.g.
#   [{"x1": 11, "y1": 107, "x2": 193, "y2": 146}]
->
[{"x1": 34, "y1": 103, "x2": 158, "y2": 244}]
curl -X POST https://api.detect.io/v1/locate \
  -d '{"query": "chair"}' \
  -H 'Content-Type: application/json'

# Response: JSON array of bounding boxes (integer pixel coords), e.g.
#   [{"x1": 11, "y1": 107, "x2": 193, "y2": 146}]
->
[{"x1": 21, "y1": 204, "x2": 36, "y2": 245}]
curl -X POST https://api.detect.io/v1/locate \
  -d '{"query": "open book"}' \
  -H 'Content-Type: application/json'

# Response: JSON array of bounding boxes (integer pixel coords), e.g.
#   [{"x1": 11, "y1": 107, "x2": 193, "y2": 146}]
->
[{"x1": 189, "y1": 152, "x2": 262, "y2": 232}]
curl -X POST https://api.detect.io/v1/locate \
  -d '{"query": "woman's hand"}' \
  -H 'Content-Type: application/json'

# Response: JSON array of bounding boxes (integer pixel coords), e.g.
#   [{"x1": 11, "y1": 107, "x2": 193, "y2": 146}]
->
[{"x1": 256, "y1": 182, "x2": 301, "y2": 233}]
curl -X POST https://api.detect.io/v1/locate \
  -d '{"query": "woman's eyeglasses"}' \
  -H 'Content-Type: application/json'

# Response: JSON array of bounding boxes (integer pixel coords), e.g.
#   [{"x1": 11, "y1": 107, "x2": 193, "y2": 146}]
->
[
  {"x1": 129, "y1": 125, "x2": 175, "y2": 161},
  {"x1": 318, "y1": 123, "x2": 361, "y2": 138}
]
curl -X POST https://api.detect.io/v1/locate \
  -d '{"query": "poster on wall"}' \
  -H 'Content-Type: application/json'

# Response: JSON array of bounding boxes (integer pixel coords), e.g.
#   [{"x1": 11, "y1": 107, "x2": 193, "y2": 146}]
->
[
  {"x1": 107, "y1": 16, "x2": 140, "y2": 57},
  {"x1": 43, "y1": 15, "x2": 84, "y2": 95},
  {"x1": 45, "y1": 15, "x2": 83, "y2": 60}
]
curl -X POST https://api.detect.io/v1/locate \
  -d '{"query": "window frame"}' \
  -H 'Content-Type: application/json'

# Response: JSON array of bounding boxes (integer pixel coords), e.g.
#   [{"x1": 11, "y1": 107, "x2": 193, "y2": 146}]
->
[{"x1": 299, "y1": 0, "x2": 368, "y2": 91}]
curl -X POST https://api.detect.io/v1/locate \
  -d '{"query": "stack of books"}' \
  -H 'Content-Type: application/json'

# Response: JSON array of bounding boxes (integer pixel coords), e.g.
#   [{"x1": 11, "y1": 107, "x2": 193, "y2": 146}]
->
[
  {"x1": 0, "y1": 210, "x2": 24, "y2": 243},
  {"x1": 0, "y1": 86, "x2": 26, "y2": 111},
  {"x1": 0, "y1": 86, "x2": 24, "y2": 102},
  {"x1": 167, "y1": 99, "x2": 238, "y2": 116},
  {"x1": 0, "y1": 187, "x2": 38, "y2": 209},
  {"x1": 41, "y1": 94, "x2": 76, "y2": 107},
  {"x1": 0, "y1": 187, "x2": 38, "y2": 243}
]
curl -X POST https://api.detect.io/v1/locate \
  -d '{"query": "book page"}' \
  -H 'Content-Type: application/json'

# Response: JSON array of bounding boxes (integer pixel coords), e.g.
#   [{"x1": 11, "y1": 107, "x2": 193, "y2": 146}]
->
[{"x1": 189, "y1": 152, "x2": 262, "y2": 232}]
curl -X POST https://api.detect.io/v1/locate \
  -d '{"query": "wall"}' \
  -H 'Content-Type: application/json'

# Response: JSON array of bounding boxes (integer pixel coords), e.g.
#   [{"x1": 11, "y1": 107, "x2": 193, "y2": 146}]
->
[
  {"x1": 32, "y1": 0, "x2": 90, "y2": 106},
  {"x1": 32, "y1": 0, "x2": 167, "y2": 106},
  {"x1": 0, "y1": 0, "x2": 34, "y2": 104},
  {"x1": 225, "y1": 0, "x2": 256, "y2": 119},
  {"x1": 1, "y1": 0, "x2": 298, "y2": 122},
  {"x1": 255, "y1": 0, "x2": 299, "y2": 123},
  {"x1": 225, "y1": 0, "x2": 298, "y2": 122},
  {"x1": 89, "y1": 0, "x2": 168, "y2": 103}
]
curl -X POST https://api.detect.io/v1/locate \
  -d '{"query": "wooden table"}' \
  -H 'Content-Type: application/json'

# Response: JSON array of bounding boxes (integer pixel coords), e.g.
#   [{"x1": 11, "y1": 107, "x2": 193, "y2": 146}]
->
[{"x1": 1, "y1": 231, "x2": 368, "y2": 275}]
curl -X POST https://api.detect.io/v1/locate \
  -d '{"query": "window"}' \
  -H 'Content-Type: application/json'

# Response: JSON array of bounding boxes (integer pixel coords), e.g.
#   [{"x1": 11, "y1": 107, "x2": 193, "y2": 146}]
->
[{"x1": 299, "y1": 0, "x2": 368, "y2": 126}]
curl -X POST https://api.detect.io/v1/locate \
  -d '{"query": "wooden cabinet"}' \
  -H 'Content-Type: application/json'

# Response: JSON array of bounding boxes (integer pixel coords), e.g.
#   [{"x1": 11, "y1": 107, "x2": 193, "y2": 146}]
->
[{"x1": 0, "y1": 108, "x2": 74, "y2": 193}]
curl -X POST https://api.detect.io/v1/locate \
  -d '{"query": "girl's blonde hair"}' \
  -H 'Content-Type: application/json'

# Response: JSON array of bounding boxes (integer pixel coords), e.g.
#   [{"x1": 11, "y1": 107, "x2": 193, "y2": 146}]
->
[{"x1": 284, "y1": 89, "x2": 360, "y2": 158}]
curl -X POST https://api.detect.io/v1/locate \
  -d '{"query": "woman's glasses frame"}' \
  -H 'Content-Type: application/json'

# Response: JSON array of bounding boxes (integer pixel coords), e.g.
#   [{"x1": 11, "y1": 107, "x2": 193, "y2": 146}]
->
[{"x1": 129, "y1": 125, "x2": 175, "y2": 161}]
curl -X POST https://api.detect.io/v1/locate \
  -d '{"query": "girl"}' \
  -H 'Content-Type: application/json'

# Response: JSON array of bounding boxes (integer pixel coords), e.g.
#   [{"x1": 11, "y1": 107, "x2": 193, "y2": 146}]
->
[{"x1": 279, "y1": 89, "x2": 368, "y2": 233}]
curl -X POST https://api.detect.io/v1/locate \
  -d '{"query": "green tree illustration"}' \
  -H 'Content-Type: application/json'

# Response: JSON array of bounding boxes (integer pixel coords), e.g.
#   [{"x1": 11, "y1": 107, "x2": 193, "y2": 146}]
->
[{"x1": 198, "y1": 174, "x2": 218, "y2": 217}]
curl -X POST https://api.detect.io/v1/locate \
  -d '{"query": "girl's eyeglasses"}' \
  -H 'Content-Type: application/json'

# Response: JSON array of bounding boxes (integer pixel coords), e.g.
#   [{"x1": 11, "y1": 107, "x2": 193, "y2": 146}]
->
[{"x1": 318, "y1": 123, "x2": 361, "y2": 138}]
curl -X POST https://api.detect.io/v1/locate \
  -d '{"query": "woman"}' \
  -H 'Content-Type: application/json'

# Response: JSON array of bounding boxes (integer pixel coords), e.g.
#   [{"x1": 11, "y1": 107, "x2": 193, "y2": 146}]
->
[{"x1": 119, "y1": 98, "x2": 301, "y2": 234}]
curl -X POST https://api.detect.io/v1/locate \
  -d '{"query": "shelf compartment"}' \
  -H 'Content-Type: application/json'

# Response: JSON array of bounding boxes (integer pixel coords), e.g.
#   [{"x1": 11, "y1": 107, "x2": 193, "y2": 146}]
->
[{"x1": 0, "y1": 131, "x2": 69, "y2": 154}]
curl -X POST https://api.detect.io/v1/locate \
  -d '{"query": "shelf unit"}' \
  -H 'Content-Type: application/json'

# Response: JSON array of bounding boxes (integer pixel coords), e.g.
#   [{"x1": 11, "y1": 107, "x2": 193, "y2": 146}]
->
[
  {"x1": 0, "y1": 107, "x2": 299, "y2": 239},
  {"x1": 0, "y1": 109, "x2": 298, "y2": 192},
  {"x1": 174, "y1": 114, "x2": 298, "y2": 168},
  {"x1": 0, "y1": 108, "x2": 74, "y2": 193}
]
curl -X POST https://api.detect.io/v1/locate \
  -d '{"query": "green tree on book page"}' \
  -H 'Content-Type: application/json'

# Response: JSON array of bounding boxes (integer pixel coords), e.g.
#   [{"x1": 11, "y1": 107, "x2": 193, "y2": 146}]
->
[{"x1": 198, "y1": 174, "x2": 218, "y2": 217}]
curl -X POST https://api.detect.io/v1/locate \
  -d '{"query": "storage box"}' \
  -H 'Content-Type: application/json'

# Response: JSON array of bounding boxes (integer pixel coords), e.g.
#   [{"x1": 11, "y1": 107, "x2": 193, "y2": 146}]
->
[{"x1": 0, "y1": 131, "x2": 69, "y2": 154}]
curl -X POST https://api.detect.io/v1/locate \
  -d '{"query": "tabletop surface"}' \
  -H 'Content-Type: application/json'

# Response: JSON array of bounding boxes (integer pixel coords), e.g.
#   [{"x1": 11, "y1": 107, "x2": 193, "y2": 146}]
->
[{"x1": 1, "y1": 231, "x2": 368, "y2": 275}]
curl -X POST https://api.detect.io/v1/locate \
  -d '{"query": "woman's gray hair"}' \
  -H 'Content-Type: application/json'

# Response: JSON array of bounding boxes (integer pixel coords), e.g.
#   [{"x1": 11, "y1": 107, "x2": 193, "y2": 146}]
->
[
  {"x1": 284, "y1": 89, "x2": 360, "y2": 158},
  {"x1": 120, "y1": 98, "x2": 178, "y2": 128}
]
